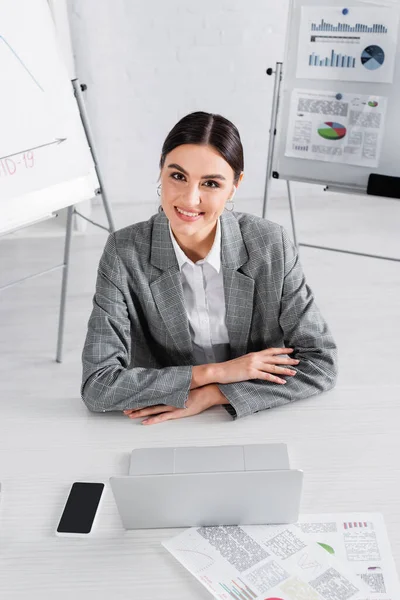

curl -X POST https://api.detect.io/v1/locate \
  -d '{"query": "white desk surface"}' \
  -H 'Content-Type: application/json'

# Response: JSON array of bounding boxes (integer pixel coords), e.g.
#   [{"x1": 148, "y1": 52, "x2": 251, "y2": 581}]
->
[{"x1": 1, "y1": 385, "x2": 399, "y2": 599}]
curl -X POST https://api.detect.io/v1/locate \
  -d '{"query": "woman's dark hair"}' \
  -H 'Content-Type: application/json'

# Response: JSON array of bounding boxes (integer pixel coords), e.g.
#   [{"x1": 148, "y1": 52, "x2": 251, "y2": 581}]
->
[{"x1": 159, "y1": 111, "x2": 244, "y2": 184}]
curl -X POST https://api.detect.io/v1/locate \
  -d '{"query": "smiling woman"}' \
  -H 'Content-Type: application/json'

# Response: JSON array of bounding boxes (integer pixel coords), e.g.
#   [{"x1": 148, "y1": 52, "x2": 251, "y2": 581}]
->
[
  {"x1": 81, "y1": 111, "x2": 338, "y2": 424},
  {"x1": 158, "y1": 112, "x2": 244, "y2": 262},
  {"x1": 160, "y1": 144, "x2": 241, "y2": 262}
]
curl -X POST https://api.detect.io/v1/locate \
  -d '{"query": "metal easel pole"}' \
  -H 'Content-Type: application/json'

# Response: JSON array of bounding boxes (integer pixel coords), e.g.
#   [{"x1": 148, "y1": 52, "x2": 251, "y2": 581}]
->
[
  {"x1": 56, "y1": 205, "x2": 73, "y2": 363},
  {"x1": 287, "y1": 180, "x2": 299, "y2": 251},
  {"x1": 262, "y1": 62, "x2": 283, "y2": 219},
  {"x1": 72, "y1": 79, "x2": 115, "y2": 232}
]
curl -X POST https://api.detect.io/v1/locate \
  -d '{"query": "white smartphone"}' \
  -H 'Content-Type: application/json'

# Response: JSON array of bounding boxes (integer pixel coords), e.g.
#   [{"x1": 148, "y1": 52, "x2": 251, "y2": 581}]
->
[{"x1": 56, "y1": 482, "x2": 105, "y2": 537}]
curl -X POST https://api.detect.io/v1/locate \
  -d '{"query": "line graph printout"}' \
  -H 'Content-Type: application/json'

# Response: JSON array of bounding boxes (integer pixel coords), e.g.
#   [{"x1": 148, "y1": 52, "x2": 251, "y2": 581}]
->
[
  {"x1": 296, "y1": 6, "x2": 399, "y2": 82},
  {"x1": 296, "y1": 513, "x2": 400, "y2": 600},
  {"x1": 0, "y1": 0, "x2": 93, "y2": 200},
  {"x1": 285, "y1": 88, "x2": 387, "y2": 167},
  {"x1": 163, "y1": 523, "x2": 369, "y2": 600}
]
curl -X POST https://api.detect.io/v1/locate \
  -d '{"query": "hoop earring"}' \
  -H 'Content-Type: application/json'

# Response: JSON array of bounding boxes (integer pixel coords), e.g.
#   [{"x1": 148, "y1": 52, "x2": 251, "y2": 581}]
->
[
  {"x1": 157, "y1": 184, "x2": 161, "y2": 197},
  {"x1": 225, "y1": 199, "x2": 235, "y2": 212}
]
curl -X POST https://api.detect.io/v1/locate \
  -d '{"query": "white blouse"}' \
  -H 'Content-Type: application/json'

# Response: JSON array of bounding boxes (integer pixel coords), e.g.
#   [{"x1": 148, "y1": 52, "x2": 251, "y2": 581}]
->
[{"x1": 168, "y1": 218, "x2": 230, "y2": 365}]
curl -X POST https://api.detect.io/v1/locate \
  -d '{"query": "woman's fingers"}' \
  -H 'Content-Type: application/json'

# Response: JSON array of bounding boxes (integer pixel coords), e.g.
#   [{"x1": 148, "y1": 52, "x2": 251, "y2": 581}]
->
[
  {"x1": 263, "y1": 357, "x2": 300, "y2": 367},
  {"x1": 142, "y1": 410, "x2": 185, "y2": 425},
  {"x1": 268, "y1": 365, "x2": 297, "y2": 375},
  {"x1": 255, "y1": 362, "x2": 298, "y2": 377},
  {"x1": 258, "y1": 362, "x2": 299, "y2": 384},
  {"x1": 259, "y1": 348, "x2": 300, "y2": 365},
  {"x1": 263, "y1": 373, "x2": 287, "y2": 384},
  {"x1": 126, "y1": 405, "x2": 175, "y2": 419},
  {"x1": 263, "y1": 347, "x2": 294, "y2": 355},
  {"x1": 268, "y1": 356, "x2": 300, "y2": 364}
]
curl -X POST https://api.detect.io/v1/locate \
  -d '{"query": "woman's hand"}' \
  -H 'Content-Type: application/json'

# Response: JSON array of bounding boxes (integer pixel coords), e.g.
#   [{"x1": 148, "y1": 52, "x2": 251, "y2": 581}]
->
[
  {"x1": 213, "y1": 347, "x2": 299, "y2": 385},
  {"x1": 123, "y1": 384, "x2": 228, "y2": 425}
]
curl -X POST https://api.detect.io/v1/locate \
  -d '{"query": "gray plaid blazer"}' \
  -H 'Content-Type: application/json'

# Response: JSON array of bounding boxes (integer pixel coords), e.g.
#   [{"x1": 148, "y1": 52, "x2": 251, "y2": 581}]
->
[{"x1": 81, "y1": 210, "x2": 337, "y2": 419}]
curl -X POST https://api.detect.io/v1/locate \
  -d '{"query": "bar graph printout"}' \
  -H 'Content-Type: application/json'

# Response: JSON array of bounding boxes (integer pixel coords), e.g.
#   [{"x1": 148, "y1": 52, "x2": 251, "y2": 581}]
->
[
  {"x1": 163, "y1": 522, "x2": 369, "y2": 600},
  {"x1": 296, "y1": 6, "x2": 399, "y2": 82},
  {"x1": 284, "y1": 88, "x2": 387, "y2": 167}
]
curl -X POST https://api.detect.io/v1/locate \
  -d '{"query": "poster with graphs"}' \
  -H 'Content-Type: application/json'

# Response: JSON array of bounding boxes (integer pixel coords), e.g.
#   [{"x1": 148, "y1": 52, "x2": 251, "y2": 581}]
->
[
  {"x1": 285, "y1": 88, "x2": 387, "y2": 167},
  {"x1": 296, "y1": 6, "x2": 399, "y2": 82}
]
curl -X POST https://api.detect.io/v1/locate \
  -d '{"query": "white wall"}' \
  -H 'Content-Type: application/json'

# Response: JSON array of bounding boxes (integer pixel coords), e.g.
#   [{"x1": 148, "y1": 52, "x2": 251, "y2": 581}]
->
[{"x1": 67, "y1": 0, "x2": 314, "y2": 210}]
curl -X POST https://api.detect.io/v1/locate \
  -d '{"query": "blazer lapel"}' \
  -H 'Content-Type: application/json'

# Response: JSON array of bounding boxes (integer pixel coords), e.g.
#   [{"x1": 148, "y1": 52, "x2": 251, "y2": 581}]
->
[
  {"x1": 149, "y1": 212, "x2": 193, "y2": 364},
  {"x1": 220, "y1": 212, "x2": 255, "y2": 359},
  {"x1": 149, "y1": 211, "x2": 254, "y2": 363}
]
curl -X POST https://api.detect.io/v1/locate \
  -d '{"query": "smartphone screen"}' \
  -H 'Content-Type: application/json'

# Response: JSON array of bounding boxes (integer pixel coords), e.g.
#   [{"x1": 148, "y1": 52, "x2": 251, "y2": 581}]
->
[{"x1": 57, "y1": 482, "x2": 105, "y2": 534}]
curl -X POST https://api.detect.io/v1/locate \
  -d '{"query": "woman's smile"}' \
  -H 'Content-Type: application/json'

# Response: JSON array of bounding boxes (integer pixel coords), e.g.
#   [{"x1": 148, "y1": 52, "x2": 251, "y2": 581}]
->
[{"x1": 174, "y1": 206, "x2": 205, "y2": 221}]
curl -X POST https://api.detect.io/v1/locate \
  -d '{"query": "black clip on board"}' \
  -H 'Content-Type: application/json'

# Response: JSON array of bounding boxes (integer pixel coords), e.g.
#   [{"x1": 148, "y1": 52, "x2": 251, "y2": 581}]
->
[{"x1": 367, "y1": 174, "x2": 400, "y2": 200}]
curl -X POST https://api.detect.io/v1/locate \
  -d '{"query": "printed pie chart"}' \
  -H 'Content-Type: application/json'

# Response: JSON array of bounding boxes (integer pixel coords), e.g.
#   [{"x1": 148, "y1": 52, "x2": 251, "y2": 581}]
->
[
  {"x1": 318, "y1": 542, "x2": 335, "y2": 554},
  {"x1": 361, "y1": 45, "x2": 385, "y2": 70},
  {"x1": 368, "y1": 100, "x2": 379, "y2": 107},
  {"x1": 318, "y1": 122, "x2": 347, "y2": 140}
]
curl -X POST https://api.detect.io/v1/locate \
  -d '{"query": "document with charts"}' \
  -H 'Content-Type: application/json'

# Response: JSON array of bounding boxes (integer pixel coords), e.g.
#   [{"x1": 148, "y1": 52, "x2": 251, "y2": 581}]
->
[
  {"x1": 296, "y1": 6, "x2": 399, "y2": 83},
  {"x1": 295, "y1": 513, "x2": 400, "y2": 600},
  {"x1": 285, "y1": 88, "x2": 387, "y2": 168},
  {"x1": 163, "y1": 522, "x2": 369, "y2": 599}
]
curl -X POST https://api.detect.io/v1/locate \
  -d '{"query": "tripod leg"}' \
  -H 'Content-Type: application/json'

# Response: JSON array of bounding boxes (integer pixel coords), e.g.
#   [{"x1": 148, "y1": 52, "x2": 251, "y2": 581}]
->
[
  {"x1": 72, "y1": 79, "x2": 115, "y2": 232},
  {"x1": 287, "y1": 181, "x2": 299, "y2": 252},
  {"x1": 56, "y1": 205, "x2": 74, "y2": 363}
]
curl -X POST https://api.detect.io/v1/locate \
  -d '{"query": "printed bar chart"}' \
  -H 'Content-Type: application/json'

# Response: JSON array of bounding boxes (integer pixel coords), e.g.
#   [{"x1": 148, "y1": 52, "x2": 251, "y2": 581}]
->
[
  {"x1": 219, "y1": 577, "x2": 258, "y2": 600},
  {"x1": 309, "y1": 49, "x2": 356, "y2": 67},
  {"x1": 311, "y1": 19, "x2": 388, "y2": 33},
  {"x1": 344, "y1": 521, "x2": 371, "y2": 529}
]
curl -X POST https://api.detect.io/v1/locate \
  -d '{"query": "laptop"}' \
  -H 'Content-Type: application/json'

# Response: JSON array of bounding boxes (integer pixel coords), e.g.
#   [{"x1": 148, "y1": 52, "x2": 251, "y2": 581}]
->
[{"x1": 110, "y1": 443, "x2": 303, "y2": 529}]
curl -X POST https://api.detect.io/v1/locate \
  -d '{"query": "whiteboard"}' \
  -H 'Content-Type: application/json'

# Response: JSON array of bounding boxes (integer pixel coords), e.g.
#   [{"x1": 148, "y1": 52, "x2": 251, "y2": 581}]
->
[
  {"x1": 272, "y1": 0, "x2": 400, "y2": 193},
  {"x1": 47, "y1": 0, "x2": 77, "y2": 80},
  {"x1": 0, "y1": 0, "x2": 97, "y2": 234}
]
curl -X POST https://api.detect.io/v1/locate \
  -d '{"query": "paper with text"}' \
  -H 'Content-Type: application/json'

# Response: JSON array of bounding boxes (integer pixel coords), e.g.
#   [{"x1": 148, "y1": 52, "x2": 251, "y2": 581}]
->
[
  {"x1": 296, "y1": 513, "x2": 400, "y2": 600},
  {"x1": 284, "y1": 88, "x2": 387, "y2": 168},
  {"x1": 163, "y1": 522, "x2": 369, "y2": 600}
]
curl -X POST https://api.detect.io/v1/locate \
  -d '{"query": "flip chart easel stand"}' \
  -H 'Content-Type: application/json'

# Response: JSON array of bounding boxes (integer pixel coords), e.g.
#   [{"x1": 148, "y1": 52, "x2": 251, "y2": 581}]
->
[
  {"x1": 0, "y1": 78, "x2": 115, "y2": 363},
  {"x1": 55, "y1": 79, "x2": 115, "y2": 363}
]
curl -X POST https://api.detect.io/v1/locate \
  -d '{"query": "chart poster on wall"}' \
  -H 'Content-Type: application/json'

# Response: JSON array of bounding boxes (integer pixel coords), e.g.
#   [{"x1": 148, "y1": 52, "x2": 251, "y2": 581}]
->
[
  {"x1": 296, "y1": 6, "x2": 399, "y2": 82},
  {"x1": 284, "y1": 88, "x2": 387, "y2": 167}
]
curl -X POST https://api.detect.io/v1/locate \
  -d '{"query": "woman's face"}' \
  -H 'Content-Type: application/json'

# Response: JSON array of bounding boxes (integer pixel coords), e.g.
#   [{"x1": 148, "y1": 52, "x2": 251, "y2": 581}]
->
[{"x1": 160, "y1": 144, "x2": 241, "y2": 241}]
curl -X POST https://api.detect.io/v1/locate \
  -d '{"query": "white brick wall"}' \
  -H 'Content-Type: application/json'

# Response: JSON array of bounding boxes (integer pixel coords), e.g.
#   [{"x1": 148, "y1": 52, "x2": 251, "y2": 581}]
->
[{"x1": 67, "y1": 0, "x2": 298, "y2": 209}]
